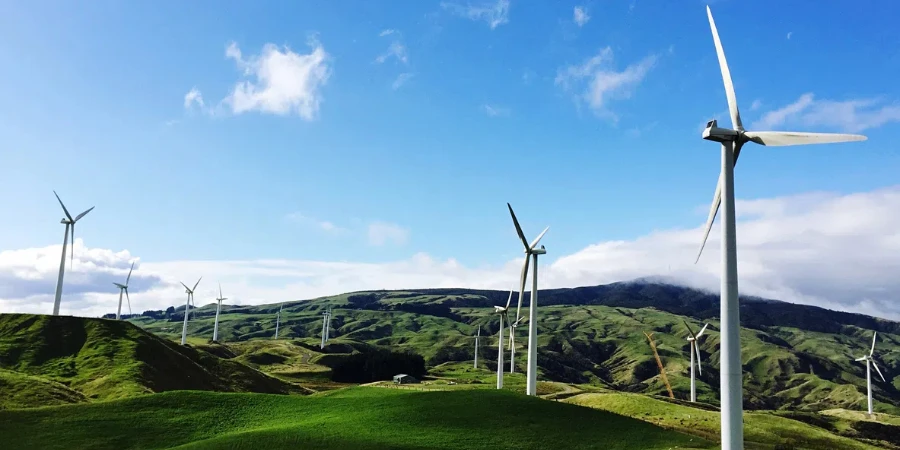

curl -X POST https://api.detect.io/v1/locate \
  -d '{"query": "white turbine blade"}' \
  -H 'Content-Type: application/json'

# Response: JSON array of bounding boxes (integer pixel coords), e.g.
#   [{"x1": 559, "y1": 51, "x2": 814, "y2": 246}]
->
[
  {"x1": 683, "y1": 320, "x2": 697, "y2": 340},
  {"x1": 113, "y1": 282, "x2": 126, "y2": 289},
  {"x1": 745, "y1": 131, "x2": 867, "y2": 147},
  {"x1": 505, "y1": 289, "x2": 514, "y2": 309},
  {"x1": 125, "y1": 261, "x2": 135, "y2": 286},
  {"x1": 872, "y1": 361, "x2": 887, "y2": 383},
  {"x1": 695, "y1": 178, "x2": 722, "y2": 264},
  {"x1": 696, "y1": 323, "x2": 709, "y2": 338},
  {"x1": 477, "y1": 325, "x2": 481, "y2": 338},
  {"x1": 69, "y1": 225, "x2": 76, "y2": 267},
  {"x1": 53, "y1": 191, "x2": 74, "y2": 221},
  {"x1": 507, "y1": 203, "x2": 530, "y2": 249},
  {"x1": 855, "y1": 356, "x2": 868, "y2": 362},
  {"x1": 706, "y1": 6, "x2": 743, "y2": 131},
  {"x1": 125, "y1": 289, "x2": 131, "y2": 315},
  {"x1": 192, "y1": 277, "x2": 202, "y2": 293},
  {"x1": 695, "y1": 343, "x2": 703, "y2": 376},
  {"x1": 180, "y1": 281, "x2": 191, "y2": 292},
  {"x1": 529, "y1": 226, "x2": 550, "y2": 250},
  {"x1": 515, "y1": 255, "x2": 530, "y2": 320},
  {"x1": 219, "y1": 283, "x2": 223, "y2": 300},
  {"x1": 870, "y1": 331, "x2": 877, "y2": 356},
  {"x1": 74, "y1": 206, "x2": 95, "y2": 222}
]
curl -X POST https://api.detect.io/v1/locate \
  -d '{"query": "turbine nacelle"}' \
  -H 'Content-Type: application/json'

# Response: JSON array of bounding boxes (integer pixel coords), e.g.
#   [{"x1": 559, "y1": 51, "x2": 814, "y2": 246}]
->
[
  {"x1": 702, "y1": 119, "x2": 740, "y2": 143},
  {"x1": 532, "y1": 246, "x2": 547, "y2": 255}
]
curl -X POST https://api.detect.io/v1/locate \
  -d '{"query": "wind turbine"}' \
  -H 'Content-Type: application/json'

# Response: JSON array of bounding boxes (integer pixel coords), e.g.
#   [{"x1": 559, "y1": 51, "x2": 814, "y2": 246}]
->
[
  {"x1": 507, "y1": 202, "x2": 549, "y2": 396},
  {"x1": 473, "y1": 325, "x2": 481, "y2": 368},
  {"x1": 696, "y1": 7, "x2": 867, "y2": 448},
  {"x1": 320, "y1": 308, "x2": 331, "y2": 349},
  {"x1": 855, "y1": 331, "x2": 887, "y2": 415},
  {"x1": 51, "y1": 191, "x2": 95, "y2": 316},
  {"x1": 213, "y1": 284, "x2": 226, "y2": 342},
  {"x1": 179, "y1": 277, "x2": 201, "y2": 345},
  {"x1": 113, "y1": 261, "x2": 135, "y2": 320},
  {"x1": 274, "y1": 303, "x2": 284, "y2": 339},
  {"x1": 683, "y1": 321, "x2": 710, "y2": 403},
  {"x1": 495, "y1": 289, "x2": 514, "y2": 389}
]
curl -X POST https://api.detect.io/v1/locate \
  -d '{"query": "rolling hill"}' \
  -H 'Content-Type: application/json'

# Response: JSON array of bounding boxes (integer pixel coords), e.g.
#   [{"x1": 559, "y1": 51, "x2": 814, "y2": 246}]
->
[{"x1": 131, "y1": 281, "x2": 900, "y2": 414}]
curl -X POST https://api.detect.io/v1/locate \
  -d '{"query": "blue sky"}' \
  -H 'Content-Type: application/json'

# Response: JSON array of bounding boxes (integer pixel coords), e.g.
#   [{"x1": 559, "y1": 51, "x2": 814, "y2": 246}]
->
[{"x1": 2, "y1": 0, "x2": 900, "y2": 318}]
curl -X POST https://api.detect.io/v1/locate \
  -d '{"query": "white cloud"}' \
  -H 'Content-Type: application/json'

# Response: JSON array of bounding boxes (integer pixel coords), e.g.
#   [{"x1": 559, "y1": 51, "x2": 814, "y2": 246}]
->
[
  {"x1": 573, "y1": 6, "x2": 590, "y2": 27},
  {"x1": 441, "y1": 0, "x2": 510, "y2": 29},
  {"x1": 786, "y1": 31, "x2": 793, "y2": 40},
  {"x1": 209, "y1": 39, "x2": 332, "y2": 120},
  {"x1": 285, "y1": 213, "x2": 348, "y2": 235},
  {"x1": 367, "y1": 221, "x2": 410, "y2": 246},
  {"x1": 750, "y1": 99, "x2": 762, "y2": 111},
  {"x1": 183, "y1": 88, "x2": 205, "y2": 110},
  {"x1": 752, "y1": 93, "x2": 900, "y2": 133},
  {"x1": 6, "y1": 188, "x2": 900, "y2": 321},
  {"x1": 375, "y1": 41, "x2": 408, "y2": 65},
  {"x1": 482, "y1": 104, "x2": 510, "y2": 117},
  {"x1": 555, "y1": 47, "x2": 657, "y2": 121},
  {"x1": 392, "y1": 73, "x2": 415, "y2": 90},
  {"x1": 379, "y1": 29, "x2": 397, "y2": 37}
]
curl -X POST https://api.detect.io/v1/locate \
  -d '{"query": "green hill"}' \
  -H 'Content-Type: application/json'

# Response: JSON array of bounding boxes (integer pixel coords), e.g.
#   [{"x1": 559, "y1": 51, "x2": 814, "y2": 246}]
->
[
  {"x1": 131, "y1": 282, "x2": 900, "y2": 414},
  {"x1": 0, "y1": 313, "x2": 303, "y2": 407},
  {"x1": 0, "y1": 387, "x2": 713, "y2": 450}
]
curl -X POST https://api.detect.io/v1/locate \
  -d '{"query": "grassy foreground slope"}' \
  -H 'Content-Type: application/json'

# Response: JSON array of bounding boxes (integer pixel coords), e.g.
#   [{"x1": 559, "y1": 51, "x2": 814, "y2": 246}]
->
[
  {"x1": 0, "y1": 313, "x2": 302, "y2": 407},
  {"x1": 0, "y1": 387, "x2": 713, "y2": 450}
]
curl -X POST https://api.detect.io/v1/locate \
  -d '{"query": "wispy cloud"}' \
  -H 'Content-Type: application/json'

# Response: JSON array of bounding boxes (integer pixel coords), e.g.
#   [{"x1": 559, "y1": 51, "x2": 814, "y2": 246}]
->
[
  {"x1": 573, "y1": 6, "x2": 590, "y2": 27},
  {"x1": 183, "y1": 88, "x2": 205, "y2": 110},
  {"x1": 752, "y1": 93, "x2": 900, "y2": 133},
  {"x1": 482, "y1": 104, "x2": 510, "y2": 117},
  {"x1": 375, "y1": 41, "x2": 408, "y2": 65},
  {"x1": 392, "y1": 73, "x2": 415, "y2": 90},
  {"x1": 555, "y1": 47, "x2": 658, "y2": 121},
  {"x1": 441, "y1": 0, "x2": 510, "y2": 30},
  {"x1": 786, "y1": 31, "x2": 793, "y2": 40},
  {"x1": 750, "y1": 99, "x2": 762, "y2": 111},
  {"x1": 368, "y1": 221, "x2": 410, "y2": 246},
  {"x1": 379, "y1": 29, "x2": 397, "y2": 37},
  {"x1": 285, "y1": 213, "x2": 348, "y2": 235}
]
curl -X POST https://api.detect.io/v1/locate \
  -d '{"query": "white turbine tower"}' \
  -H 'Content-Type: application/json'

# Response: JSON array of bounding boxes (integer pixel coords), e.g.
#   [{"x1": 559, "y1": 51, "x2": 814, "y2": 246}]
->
[
  {"x1": 507, "y1": 203, "x2": 549, "y2": 397},
  {"x1": 696, "y1": 7, "x2": 867, "y2": 448},
  {"x1": 274, "y1": 303, "x2": 284, "y2": 339},
  {"x1": 683, "y1": 321, "x2": 709, "y2": 403},
  {"x1": 320, "y1": 308, "x2": 331, "y2": 349},
  {"x1": 473, "y1": 325, "x2": 481, "y2": 368},
  {"x1": 855, "y1": 331, "x2": 887, "y2": 415},
  {"x1": 495, "y1": 289, "x2": 514, "y2": 389},
  {"x1": 51, "y1": 191, "x2": 95, "y2": 316},
  {"x1": 113, "y1": 261, "x2": 135, "y2": 320},
  {"x1": 179, "y1": 277, "x2": 202, "y2": 345},
  {"x1": 213, "y1": 284, "x2": 226, "y2": 342}
]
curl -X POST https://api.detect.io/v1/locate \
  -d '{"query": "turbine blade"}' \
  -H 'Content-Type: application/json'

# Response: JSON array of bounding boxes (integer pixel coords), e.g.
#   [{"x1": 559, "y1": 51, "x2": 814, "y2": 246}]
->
[
  {"x1": 744, "y1": 131, "x2": 867, "y2": 147},
  {"x1": 69, "y1": 224, "x2": 75, "y2": 268},
  {"x1": 125, "y1": 261, "x2": 134, "y2": 286},
  {"x1": 695, "y1": 343, "x2": 703, "y2": 376},
  {"x1": 53, "y1": 191, "x2": 74, "y2": 221},
  {"x1": 871, "y1": 331, "x2": 877, "y2": 356},
  {"x1": 696, "y1": 323, "x2": 709, "y2": 338},
  {"x1": 515, "y1": 255, "x2": 530, "y2": 321},
  {"x1": 695, "y1": 176, "x2": 722, "y2": 264},
  {"x1": 507, "y1": 203, "x2": 529, "y2": 249},
  {"x1": 872, "y1": 361, "x2": 887, "y2": 383},
  {"x1": 193, "y1": 277, "x2": 202, "y2": 292},
  {"x1": 855, "y1": 356, "x2": 868, "y2": 362},
  {"x1": 219, "y1": 283, "x2": 223, "y2": 300},
  {"x1": 125, "y1": 289, "x2": 131, "y2": 315},
  {"x1": 706, "y1": 6, "x2": 743, "y2": 131},
  {"x1": 505, "y1": 289, "x2": 514, "y2": 309},
  {"x1": 74, "y1": 206, "x2": 95, "y2": 222},
  {"x1": 529, "y1": 226, "x2": 550, "y2": 250},
  {"x1": 180, "y1": 281, "x2": 190, "y2": 291},
  {"x1": 683, "y1": 320, "x2": 697, "y2": 340}
]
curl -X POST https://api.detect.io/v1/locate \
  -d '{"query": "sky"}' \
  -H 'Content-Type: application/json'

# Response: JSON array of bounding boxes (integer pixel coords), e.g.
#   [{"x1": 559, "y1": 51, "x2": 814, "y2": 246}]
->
[{"x1": 2, "y1": 0, "x2": 900, "y2": 319}]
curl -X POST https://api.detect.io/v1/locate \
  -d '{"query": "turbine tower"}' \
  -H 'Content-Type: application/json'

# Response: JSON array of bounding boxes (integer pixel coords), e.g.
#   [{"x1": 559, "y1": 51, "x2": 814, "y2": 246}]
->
[
  {"x1": 494, "y1": 290, "x2": 513, "y2": 389},
  {"x1": 320, "y1": 308, "x2": 331, "y2": 349},
  {"x1": 855, "y1": 331, "x2": 887, "y2": 415},
  {"x1": 696, "y1": 7, "x2": 867, "y2": 448},
  {"x1": 507, "y1": 202, "x2": 549, "y2": 397},
  {"x1": 113, "y1": 261, "x2": 135, "y2": 320},
  {"x1": 683, "y1": 321, "x2": 709, "y2": 403},
  {"x1": 213, "y1": 284, "x2": 227, "y2": 342},
  {"x1": 51, "y1": 191, "x2": 95, "y2": 316},
  {"x1": 274, "y1": 303, "x2": 284, "y2": 339},
  {"x1": 473, "y1": 325, "x2": 481, "y2": 369},
  {"x1": 179, "y1": 277, "x2": 202, "y2": 345}
]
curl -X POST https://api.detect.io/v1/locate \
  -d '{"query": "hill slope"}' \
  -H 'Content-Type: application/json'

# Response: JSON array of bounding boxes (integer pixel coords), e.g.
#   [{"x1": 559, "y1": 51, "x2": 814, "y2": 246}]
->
[
  {"x1": 0, "y1": 387, "x2": 712, "y2": 450},
  {"x1": 132, "y1": 282, "x2": 900, "y2": 414},
  {"x1": 0, "y1": 313, "x2": 302, "y2": 407}
]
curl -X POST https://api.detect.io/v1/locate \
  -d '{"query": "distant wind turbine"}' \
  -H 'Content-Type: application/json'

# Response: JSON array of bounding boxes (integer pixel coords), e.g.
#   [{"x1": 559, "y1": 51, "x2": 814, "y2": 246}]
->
[
  {"x1": 213, "y1": 284, "x2": 227, "y2": 342},
  {"x1": 683, "y1": 321, "x2": 709, "y2": 403},
  {"x1": 179, "y1": 277, "x2": 202, "y2": 345},
  {"x1": 320, "y1": 308, "x2": 331, "y2": 349},
  {"x1": 855, "y1": 331, "x2": 887, "y2": 415},
  {"x1": 507, "y1": 202, "x2": 549, "y2": 396},
  {"x1": 473, "y1": 325, "x2": 481, "y2": 369},
  {"x1": 52, "y1": 191, "x2": 95, "y2": 316},
  {"x1": 113, "y1": 261, "x2": 135, "y2": 320},
  {"x1": 274, "y1": 303, "x2": 284, "y2": 339},
  {"x1": 494, "y1": 289, "x2": 513, "y2": 389}
]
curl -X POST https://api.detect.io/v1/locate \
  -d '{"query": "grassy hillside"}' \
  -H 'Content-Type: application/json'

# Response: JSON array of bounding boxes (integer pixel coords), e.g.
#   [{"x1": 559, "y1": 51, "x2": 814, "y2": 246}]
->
[
  {"x1": 131, "y1": 284, "x2": 900, "y2": 414},
  {"x1": 0, "y1": 313, "x2": 303, "y2": 407},
  {"x1": 0, "y1": 387, "x2": 713, "y2": 450}
]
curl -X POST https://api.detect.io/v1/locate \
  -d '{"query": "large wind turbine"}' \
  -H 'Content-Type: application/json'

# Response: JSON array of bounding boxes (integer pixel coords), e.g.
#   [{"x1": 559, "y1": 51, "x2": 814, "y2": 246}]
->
[
  {"x1": 696, "y1": 7, "x2": 867, "y2": 448},
  {"x1": 507, "y1": 203, "x2": 549, "y2": 396},
  {"x1": 494, "y1": 290, "x2": 513, "y2": 389},
  {"x1": 113, "y1": 261, "x2": 135, "y2": 320},
  {"x1": 320, "y1": 308, "x2": 331, "y2": 349},
  {"x1": 855, "y1": 331, "x2": 887, "y2": 415},
  {"x1": 52, "y1": 191, "x2": 95, "y2": 316},
  {"x1": 683, "y1": 321, "x2": 709, "y2": 403},
  {"x1": 179, "y1": 277, "x2": 202, "y2": 345},
  {"x1": 274, "y1": 303, "x2": 284, "y2": 339},
  {"x1": 473, "y1": 325, "x2": 481, "y2": 368},
  {"x1": 213, "y1": 284, "x2": 226, "y2": 342}
]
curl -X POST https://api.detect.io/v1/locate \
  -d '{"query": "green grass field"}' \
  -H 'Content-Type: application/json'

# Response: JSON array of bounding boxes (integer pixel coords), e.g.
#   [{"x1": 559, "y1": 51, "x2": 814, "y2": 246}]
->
[{"x1": 0, "y1": 387, "x2": 713, "y2": 450}]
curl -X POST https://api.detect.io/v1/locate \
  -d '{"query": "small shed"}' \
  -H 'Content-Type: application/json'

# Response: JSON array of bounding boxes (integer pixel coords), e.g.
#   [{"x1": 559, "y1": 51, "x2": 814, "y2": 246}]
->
[{"x1": 392, "y1": 374, "x2": 419, "y2": 384}]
